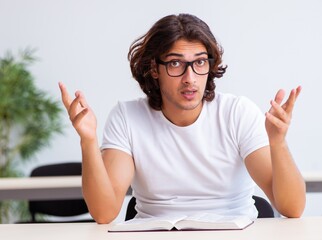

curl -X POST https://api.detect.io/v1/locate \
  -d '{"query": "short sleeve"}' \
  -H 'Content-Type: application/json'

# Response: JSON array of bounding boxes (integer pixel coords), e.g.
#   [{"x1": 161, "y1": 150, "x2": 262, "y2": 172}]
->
[
  {"x1": 233, "y1": 97, "x2": 269, "y2": 159},
  {"x1": 100, "y1": 102, "x2": 132, "y2": 156}
]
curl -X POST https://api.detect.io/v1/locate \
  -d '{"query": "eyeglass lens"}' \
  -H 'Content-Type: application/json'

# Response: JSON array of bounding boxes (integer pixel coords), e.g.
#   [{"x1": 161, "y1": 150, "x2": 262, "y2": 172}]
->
[{"x1": 166, "y1": 59, "x2": 211, "y2": 77}]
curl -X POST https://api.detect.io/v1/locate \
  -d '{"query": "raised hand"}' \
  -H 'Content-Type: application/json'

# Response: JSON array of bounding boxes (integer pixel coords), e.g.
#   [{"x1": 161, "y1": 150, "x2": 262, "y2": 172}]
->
[
  {"x1": 59, "y1": 82, "x2": 97, "y2": 141},
  {"x1": 265, "y1": 86, "x2": 301, "y2": 146}
]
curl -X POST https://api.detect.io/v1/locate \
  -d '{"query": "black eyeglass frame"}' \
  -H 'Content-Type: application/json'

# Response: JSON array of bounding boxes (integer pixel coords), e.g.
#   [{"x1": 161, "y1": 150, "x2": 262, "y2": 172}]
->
[{"x1": 156, "y1": 58, "x2": 215, "y2": 77}]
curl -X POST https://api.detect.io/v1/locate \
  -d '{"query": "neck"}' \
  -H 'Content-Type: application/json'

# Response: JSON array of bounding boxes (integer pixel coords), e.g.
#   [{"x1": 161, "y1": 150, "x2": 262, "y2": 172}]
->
[{"x1": 161, "y1": 102, "x2": 203, "y2": 127}]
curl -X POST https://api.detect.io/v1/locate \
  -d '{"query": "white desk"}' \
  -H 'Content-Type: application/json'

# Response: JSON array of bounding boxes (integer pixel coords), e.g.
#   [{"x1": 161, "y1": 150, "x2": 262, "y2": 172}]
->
[
  {"x1": 0, "y1": 176, "x2": 82, "y2": 200},
  {"x1": 0, "y1": 176, "x2": 132, "y2": 200},
  {"x1": 0, "y1": 172, "x2": 321, "y2": 200},
  {"x1": 303, "y1": 172, "x2": 322, "y2": 193},
  {"x1": 0, "y1": 217, "x2": 321, "y2": 240}
]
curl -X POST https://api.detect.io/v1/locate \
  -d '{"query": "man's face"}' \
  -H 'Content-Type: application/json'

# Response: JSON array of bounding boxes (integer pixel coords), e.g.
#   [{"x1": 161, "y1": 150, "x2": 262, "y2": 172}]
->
[{"x1": 155, "y1": 39, "x2": 208, "y2": 117}]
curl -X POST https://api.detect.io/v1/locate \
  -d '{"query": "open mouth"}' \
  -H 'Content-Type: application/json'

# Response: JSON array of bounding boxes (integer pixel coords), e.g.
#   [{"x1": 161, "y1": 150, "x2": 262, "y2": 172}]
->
[{"x1": 181, "y1": 90, "x2": 197, "y2": 100}]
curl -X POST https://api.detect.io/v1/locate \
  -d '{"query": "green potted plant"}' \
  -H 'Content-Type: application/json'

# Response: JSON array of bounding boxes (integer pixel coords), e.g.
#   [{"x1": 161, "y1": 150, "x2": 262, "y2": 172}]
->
[{"x1": 0, "y1": 48, "x2": 63, "y2": 223}]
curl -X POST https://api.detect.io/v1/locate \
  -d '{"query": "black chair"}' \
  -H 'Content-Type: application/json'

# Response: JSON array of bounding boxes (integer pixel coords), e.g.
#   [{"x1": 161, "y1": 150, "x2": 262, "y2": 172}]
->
[
  {"x1": 125, "y1": 195, "x2": 274, "y2": 221},
  {"x1": 22, "y1": 162, "x2": 93, "y2": 223},
  {"x1": 125, "y1": 196, "x2": 137, "y2": 221},
  {"x1": 252, "y1": 195, "x2": 275, "y2": 218}
]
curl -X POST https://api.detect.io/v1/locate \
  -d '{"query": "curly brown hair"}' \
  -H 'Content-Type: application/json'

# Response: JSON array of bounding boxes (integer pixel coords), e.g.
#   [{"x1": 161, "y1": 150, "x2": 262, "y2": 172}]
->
[{"x1": 128, "y1": 13, "x2": 226, "y2": 110}]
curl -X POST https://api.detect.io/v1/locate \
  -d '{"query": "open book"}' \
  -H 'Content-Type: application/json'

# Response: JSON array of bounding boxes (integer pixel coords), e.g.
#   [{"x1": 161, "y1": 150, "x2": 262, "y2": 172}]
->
[{"x1": 108, "y1": 213, "x2": 253, "y2": 232}]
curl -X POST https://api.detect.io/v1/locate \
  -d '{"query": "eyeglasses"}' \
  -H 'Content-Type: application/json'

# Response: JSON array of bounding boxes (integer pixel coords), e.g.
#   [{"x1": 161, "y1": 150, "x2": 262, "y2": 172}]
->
[{"x1": 156, "y1": 58, "x2": 214, "y2": 77}]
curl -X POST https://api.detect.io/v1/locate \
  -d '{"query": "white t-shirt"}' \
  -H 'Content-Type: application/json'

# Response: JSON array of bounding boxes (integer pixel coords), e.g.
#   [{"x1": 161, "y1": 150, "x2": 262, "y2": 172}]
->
[{"x1": 101, "y1": 92, "x2": 269, "y2": 219}]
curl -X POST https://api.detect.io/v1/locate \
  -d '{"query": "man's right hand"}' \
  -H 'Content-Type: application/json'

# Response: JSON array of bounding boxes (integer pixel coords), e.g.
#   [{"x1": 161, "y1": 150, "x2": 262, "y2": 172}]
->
[{"x1": 59, "y1": 82, "x2": 97, "y2": 141}]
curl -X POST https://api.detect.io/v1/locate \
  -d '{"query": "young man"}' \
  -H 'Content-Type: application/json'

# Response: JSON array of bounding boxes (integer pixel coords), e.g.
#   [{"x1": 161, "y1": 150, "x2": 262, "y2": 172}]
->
[{"x1": 59, "y1": 14, "x2": 305, "y2": 224}]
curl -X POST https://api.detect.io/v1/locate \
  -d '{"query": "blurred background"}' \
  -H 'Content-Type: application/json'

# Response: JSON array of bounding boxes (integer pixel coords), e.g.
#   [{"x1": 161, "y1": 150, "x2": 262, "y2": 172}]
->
[{"x1": 1, "y1": 0, "x2": 321, "y2": 219}]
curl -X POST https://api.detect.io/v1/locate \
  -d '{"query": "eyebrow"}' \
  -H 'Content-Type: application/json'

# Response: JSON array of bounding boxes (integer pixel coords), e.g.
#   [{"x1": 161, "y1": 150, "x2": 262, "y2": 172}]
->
[{"x1": 164, "y1": 51, "x2": 208, "y2": 58}]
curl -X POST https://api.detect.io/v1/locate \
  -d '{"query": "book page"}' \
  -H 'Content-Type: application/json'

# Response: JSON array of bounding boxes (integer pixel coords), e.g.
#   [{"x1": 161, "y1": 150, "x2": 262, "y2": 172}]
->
[
  {"x1": 174, "y1": 213, "x2": 253, "y2": 230},
  {"x1": 108, "y1": 213, "x2": 253, "y2": 232},
  {"x1": 108, "y1": 215, "x2": 186, "y2": 232}
]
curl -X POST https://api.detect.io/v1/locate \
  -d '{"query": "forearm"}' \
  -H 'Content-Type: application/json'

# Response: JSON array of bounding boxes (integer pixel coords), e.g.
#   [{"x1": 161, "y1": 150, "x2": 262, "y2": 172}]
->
[
  {"x1": 80, "y1": 137, "x2": 119, "y2": 223},
  {"x1": 59, "y1": 84, "x2": 121, "y2": 223},
  {"x1": 270, "y1": 141, "x2": 306, "y2": 217}
]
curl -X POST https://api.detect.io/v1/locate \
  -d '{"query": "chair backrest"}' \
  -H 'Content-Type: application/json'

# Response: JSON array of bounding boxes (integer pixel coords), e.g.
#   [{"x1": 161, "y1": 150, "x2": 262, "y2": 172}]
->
[
  {"x1": 125, "y1": 195, "x2": 274, "y2": 221},
  {"x1": 28, "y1": 162, "x2": 91, "y2": 222},
  {"x1": 125, "y1": 196, "x2": 137, "y2": 221},
  {"x1": 252, "y1": 195, "x2": 275, "y2": 218}
]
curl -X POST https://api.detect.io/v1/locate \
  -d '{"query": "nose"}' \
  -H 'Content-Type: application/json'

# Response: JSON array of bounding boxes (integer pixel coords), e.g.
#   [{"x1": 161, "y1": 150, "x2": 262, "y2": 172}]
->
[{"x1": 181, "y1": 65, "x2": 195, "y2": 85}]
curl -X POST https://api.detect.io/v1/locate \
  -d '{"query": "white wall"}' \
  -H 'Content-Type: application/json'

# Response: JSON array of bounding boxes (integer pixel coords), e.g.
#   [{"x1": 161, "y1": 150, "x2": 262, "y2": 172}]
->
[{"x1": 1, "y1": 0, "x2": 322, "y2": 216}]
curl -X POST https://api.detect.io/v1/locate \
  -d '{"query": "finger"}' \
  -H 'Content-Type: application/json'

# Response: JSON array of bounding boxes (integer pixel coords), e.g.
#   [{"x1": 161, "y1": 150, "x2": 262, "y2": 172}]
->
[
  {"x1": 283, "y1": 89, "x2": 296, "y2": 113},
  {"x1": 265, "y1": 111, "x2": 288, "y2": 130},
  {"x1": 282, "y1": 86, "x2": 302, "y2": 114},
  {"x1": 268, "y1": 89, "x2": 285, "y2": 114},
  {"x1": 68, "y1": 94, "x2": 84, "y2": 121},
  {"x1": 270, "y1": 100, "x2": 290, "y2": 124},
  {"x1": 58, "y1": 82, "x2": 73, "y2": 109},
  {"x1": 72, "y1": 108, "x2": 89, "y2": 128},
  {"x1": 68, "y1": 90, "x2": 90, "y2": 121},
  {"x1": 294, "y1": 85, "x2": 302, "y2": 99},
  {"x1": 274, "y1": 89, "x2": 285, "y2": 105},
  {"x1": 75, "y1": 90, "x2": 89, "y2": 109}
]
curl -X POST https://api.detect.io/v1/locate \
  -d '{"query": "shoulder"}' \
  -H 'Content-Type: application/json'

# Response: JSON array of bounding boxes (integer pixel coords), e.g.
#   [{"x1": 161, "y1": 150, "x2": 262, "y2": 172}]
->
[
  {"x1": 215, "y1": 92, "x2": 254, "y2": 104},
  {"x1": 110, "y1": 97, "x2": 150, "y2": 116},
  {"x1": 103, "y1": 97, "x2": 151, "y2": 142},
  {"x1": 211, "y1": 92, "x2": 259, "y2": 112},
  {"x1": 116, "y1": 97, "x2": 149, "y2": 110},
  {"x1": 107, "y1": 97, "x2": 156, "y2": 125}
]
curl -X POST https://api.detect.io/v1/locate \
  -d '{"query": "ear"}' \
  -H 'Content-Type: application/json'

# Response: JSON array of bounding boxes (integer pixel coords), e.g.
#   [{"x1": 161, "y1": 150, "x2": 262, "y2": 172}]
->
[{"x1": 151, "y1": 59, "x2": 159, "y2": 79}]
